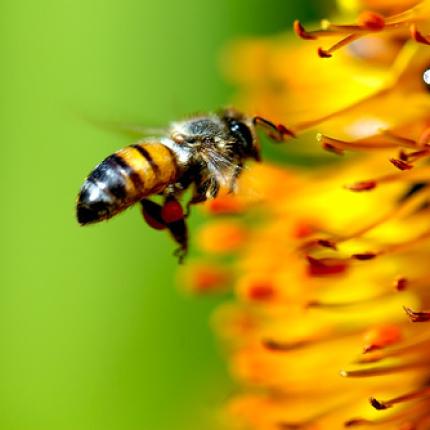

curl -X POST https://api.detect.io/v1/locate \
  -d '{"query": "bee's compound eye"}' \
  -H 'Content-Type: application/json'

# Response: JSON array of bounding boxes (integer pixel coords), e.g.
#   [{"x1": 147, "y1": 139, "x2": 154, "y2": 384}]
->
[{"x1": 228, "y1": 120, "x2": 253, "y2": 149}]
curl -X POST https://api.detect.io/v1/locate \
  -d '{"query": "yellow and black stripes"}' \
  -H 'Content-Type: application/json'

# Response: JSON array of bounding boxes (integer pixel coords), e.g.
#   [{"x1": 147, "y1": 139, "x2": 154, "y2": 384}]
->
[
  {"x1": 115, "y1": 142, "x2": 178, "y2": 199},
  {"x1": 130, "y1": 144, "x2": 161, "y2": 177},
  {"x1": 76, "y1": 142, "x2": 178, "y2": 225}
]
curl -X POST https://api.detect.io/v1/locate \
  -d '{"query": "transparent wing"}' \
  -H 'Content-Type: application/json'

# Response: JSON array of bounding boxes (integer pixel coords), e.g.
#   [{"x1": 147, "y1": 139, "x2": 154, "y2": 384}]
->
[{"x1": 77, "y1": 113, "x2": 167, "y2": 139}]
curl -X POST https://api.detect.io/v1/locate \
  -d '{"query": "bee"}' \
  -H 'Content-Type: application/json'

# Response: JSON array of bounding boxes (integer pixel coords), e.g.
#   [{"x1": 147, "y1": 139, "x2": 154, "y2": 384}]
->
[{"x1": 76, "y1": 108, "x2": 292, "y2": 261}]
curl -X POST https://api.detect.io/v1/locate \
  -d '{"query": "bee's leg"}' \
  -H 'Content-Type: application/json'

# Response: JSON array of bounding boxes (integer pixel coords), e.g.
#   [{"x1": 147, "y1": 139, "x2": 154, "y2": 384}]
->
[
  {"x1": 253, "y1": 116, "x2": 295, "y2": 141},
  {"x1": 169, "y1": 219, "x2": 188, "y2": 264},
  {"x1": 185, "y1": 178, "x2": 220, "y2": 215},
  {"x1": 140, "y1": 199, "x2": 167, "y2": 230},
  {"x1": 161, "y1": 196, "x2": 188, "y2": 264},
  {"x1": 229, "y1": 162, "x2": 243, "y2": 194},
  {"x1": 140, "y1": 197, "x2": 188, "y2": 263}
]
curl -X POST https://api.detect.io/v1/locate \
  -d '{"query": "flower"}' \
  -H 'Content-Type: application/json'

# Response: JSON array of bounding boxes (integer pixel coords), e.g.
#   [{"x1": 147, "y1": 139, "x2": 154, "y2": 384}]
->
[
  {"x1": 184, "y1": 1, "x2": 430, "y2": 429},
  {"x1": 294, "y1": 1, "x2": 430, "y2": 59}
]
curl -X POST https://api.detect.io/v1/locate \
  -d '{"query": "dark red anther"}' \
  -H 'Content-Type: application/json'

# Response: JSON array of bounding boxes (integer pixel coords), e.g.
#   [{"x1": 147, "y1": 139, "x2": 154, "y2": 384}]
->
[
  {"x1": 357, "y1": 11, "x2": 385, "y2": 31},
  {"x1": 404, "y1": 306, "x2": 430, "y2": 322},
  {"x1": 317, "y1": 47, "x2": 332, "y2": 58},
  {"x1": 262, "y1": 339, "x2": 307, "y2": 352},
  {"x1": 395, "y1": 277, "x2": 408, "y2": 291},
  {"x1": 369, "y1": 397, "x2": 389, "y2": 410},
  {"x1": 346, "y1": 180, "x2": 377, "y2": 191},
  {"x1": 307, "y1": 256, "x2": 348, "y2": 277},
  {"x1": 318, "y1": 239, "x2": 337, "y2": 250},
  {"x1": 362, "y1": 344, "x2": 381, "y2": 353},
  {"x1": 323, "y1": 142, "x2": 344, "y2": 156},
  {"x1": 399, "y1": 150, "x2": 409, "y2": 162},
  {"x1": 390, "y1": 158, "x2": 413, "y2": 171},
  {"x1": 410, "y1": 24, "x2": 430, "y2": 45},
  {"x1": 293, "y1": 20, "x2": 316, "y2": 40},
  {"x1": 277, "y1": 123, "x2": 296, "y2": 138},
  {"x1": 344, "y1": 418, "x2": 369, "y2": 427},
  {"x1": 352, "y1": 252, "x2": 377, "y2": 261},
  {"x1": 161, "y1": 198, "x2": 184, "y2": 224}
]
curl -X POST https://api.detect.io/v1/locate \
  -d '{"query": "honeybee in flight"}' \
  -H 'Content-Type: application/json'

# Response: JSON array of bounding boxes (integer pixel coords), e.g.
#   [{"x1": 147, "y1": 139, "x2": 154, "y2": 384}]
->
[{"x1": 76, "y1": 108, "x2": 291, "y2": 261}]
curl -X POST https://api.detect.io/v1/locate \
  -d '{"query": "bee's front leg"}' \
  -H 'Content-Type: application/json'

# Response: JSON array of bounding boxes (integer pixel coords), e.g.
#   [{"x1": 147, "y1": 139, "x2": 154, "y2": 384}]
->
[
  {"x1": 140, "y1": 197, "x2": 188, "y2": 263},
  {"x1": 186, "y1": 177, "x2": 220, "y2": 216},
  {"x1": 229, "y1": 162, "x2": 243, "y2": 194}
]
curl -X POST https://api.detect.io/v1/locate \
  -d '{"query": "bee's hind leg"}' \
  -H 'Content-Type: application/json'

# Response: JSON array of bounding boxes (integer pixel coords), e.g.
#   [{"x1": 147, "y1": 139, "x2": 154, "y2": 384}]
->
[
  {"x1": 162, "y1": 196, "x2": 188, "y2": 264},
  {"x1": 140, "y1": 197, "x2": 188, "y2": 263},
  {"x1": 140, "y1": 199, "x2": 167, "y2": 231}
]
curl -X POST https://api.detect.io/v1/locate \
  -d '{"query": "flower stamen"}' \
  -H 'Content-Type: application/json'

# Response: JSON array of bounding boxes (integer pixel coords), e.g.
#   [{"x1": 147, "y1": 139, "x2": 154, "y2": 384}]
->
[
  {"x1": 295, "y1": 3, "x2": 430, "y2": 57},
  {"x1": 370, "y1": 387, "x2": 430, "y2": 410},
  {"x1": 340, "y1": 360, "x2": 430, "y2": 377},
  {"x1": 410, "y1": 23, "x2": 430, "y2": 45},
  {"x1": 345, "y1": 403, "x2": 429, "y2": 427},
  {"x1": 346, "y1": 166, "x2": 430, "y2": 192},
  {"x1": 357, "y1": 332, "x2": 430, "y2": 363},
  {"x1": 404, "y1": 306, "x2": 430, "y2": 322}
]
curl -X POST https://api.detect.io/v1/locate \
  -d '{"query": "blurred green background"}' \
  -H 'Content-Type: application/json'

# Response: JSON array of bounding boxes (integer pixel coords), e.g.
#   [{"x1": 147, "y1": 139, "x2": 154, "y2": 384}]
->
[{"x1": 0, "y1": 1, "x2": 324, "y2": 429}]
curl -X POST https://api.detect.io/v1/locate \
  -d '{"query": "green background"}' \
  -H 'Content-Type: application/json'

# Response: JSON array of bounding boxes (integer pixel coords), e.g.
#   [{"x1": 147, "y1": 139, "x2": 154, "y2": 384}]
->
[{"x1": 1, "y1": 1, "x2": 323, "y2": 429}]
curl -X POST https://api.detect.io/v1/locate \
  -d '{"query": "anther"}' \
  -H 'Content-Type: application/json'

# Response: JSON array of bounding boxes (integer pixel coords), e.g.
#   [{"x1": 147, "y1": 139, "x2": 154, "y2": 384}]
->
[
  {"x1": 369, "y1": 397, "x2": 389, "y2": 410},
  {"x1": 352, "y1": 252, "x2": 377, "y2": 261},
  {"x1": 317, "y1": 239, "x2": 337, "y2": 249},
  {"x1": 262, "y1": 339, "x2": 308, "y2": 352},
  {"x1": 307, "y1": 256, "x2": 348, "y2": 277},
  {"x1": 370, "y1": 388, "x2": 430, "y2": 411},
  {"x1": 395, "y1": 277, "x2": 408, "y2": 291},
  {"x1": 410, "y1": 24, "x2": 430, "y2": 45},
  {"x1": 322, "y1": 142, "x2": 344, "y2": 155},
  {"x1": 293, "y1": 20, "x2": 317, "y2": 40},
  {"x1": 363, "y1": 325, "x2": 402, "y2": 353},
  {"x1": 317, "y1": 47, "x2": 332, "y2": 58},
  {"x1": 277, "y1": 123, "x2": 296, "y2": 138},
  {"x1": 390, "y1": 159, "x2": 413, "y2": 171},
  {"x1": 357, "y1": 11, "x2": 385, "y2": 31},
  {"x1": 403, "y1": 306, "x2": 430, "y2": 322},
  {"x1": 345, "y1": 181, "x2": 377, "y2": 192}
]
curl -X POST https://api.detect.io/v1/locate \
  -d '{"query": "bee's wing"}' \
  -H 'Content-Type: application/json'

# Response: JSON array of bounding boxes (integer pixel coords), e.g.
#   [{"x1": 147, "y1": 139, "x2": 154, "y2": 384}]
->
[
  {"x1": 78, "y1": 113, "x2": 167, "y2": 139},
  {"x1": 101, "y1": 121, "x2": 167, "y2": 138}
]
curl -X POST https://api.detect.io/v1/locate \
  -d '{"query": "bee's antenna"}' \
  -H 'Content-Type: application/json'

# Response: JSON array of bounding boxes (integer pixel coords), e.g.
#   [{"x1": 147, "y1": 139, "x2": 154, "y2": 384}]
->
[{"x1": 253, "y1": 116, "x2": 296, "y2": 142}]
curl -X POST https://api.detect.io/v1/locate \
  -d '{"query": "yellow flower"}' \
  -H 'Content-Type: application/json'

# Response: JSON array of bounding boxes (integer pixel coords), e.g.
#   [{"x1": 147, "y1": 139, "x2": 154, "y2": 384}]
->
[
  {"x1": 224, "y1": 1, "x2": 430, "y2": 142},
  {"x1": 185, "y1": 1, "x2": 430, "y2": 429},
  {"x1": 338, "y1": 0, "x2": 421, "y2": 15},
  {"x1": 295, "y1": 1, "x2": 430, "y2": 59},
  {"x1": 206, "y1": 160, "x2": 430, "y2": 429}
]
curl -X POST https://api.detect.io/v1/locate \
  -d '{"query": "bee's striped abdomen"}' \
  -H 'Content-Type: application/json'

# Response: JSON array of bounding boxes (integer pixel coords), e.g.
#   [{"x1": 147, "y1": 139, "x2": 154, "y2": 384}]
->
[{"x1": 77, "y1": 142, "x2": 178, "y2": 225}]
